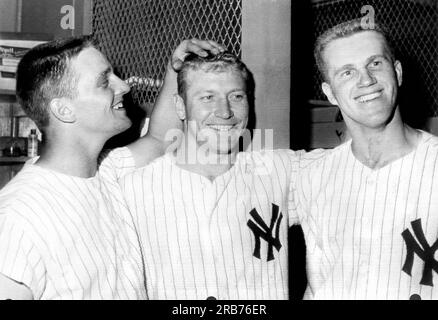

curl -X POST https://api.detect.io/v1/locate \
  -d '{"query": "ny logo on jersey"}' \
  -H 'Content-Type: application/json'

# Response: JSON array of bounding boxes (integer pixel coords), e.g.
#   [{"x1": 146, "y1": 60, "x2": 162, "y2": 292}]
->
[
  {"x1": 247, "y1": 203, "x2": 283, "y2": 261},
  {"x1": 402, "y1": 219, "x2": 438, "y2": 286}
]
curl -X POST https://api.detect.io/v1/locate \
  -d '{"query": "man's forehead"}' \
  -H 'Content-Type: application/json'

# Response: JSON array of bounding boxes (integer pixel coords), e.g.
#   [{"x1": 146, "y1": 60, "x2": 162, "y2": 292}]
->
[
  {"x1": 185, "y1": 68, "x2": 245, "y2": 87},
  {"x1": 70, "y1": 46, "x2": 111, "y2": 74},
  {"x1": 323, "y1": 31, "x2": 388, "y2": 67}
]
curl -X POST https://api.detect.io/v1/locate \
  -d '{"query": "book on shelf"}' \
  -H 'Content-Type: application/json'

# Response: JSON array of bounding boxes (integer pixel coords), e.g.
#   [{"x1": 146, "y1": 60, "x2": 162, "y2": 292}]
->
[
  {"x1": 0, "y1": 32, "x2": 52, "y2": 93},
  {"x1": 1, "y1": 57, "x2": 20, "y2": 67},
  {"x1": 0, "y1": 45, "x2": 31, "y2": 58},
  {"x1": 0, "y1": 71, "x2": 15, "y2": 79},
  {"x1": 0, "y1": 78, "x2": 16, "y2": 91},
  {"x1": 0, "y1": 42, "x2": 45, "y2": 61},
  {"x1": 0, "y1": 65, "x2": 17, "y2": 73}
]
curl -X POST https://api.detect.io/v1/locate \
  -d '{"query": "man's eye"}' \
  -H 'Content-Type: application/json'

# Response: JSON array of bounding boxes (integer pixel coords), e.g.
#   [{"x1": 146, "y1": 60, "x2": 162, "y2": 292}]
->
[
  {"x1": 341, "y1": 70, "x2": 353, "y2": 78},
  {"x1": 371, "y1": 60, "x2": 382, "y2": 67},
  {"x1": 100, "y1": 79, "x2": 109, "y2": 88},
  {"x1": 201, "y1": 95, "x2": 214, "y2": 101},
  {"x1": 230, "y1": 94, "x2": 244, "y2": 101}
]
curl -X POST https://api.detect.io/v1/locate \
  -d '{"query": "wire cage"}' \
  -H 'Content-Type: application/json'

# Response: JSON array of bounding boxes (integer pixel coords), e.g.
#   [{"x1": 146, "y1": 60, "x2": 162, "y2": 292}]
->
[
  {"x1": 92, "y1": 0, "x2": 242, "y2": 113},
  {"x1": 310, "y1": 0, "x2": 438, "y2": 118}
]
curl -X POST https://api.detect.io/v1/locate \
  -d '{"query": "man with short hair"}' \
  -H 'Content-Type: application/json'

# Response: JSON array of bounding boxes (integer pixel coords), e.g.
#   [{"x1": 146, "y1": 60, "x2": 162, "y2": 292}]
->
[
  {"x1": 291, "y1": 19, "x2": 438, "y2": 299},
  {"x1": 0, "y1": 36, "x2": 223, "y2": 299},
  {"x1": 120, "y1": 52, "x2": 304, "y2": 299}
]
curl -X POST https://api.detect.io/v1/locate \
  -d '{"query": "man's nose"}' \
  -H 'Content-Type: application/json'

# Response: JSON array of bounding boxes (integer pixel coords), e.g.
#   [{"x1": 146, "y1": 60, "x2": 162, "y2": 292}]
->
[
  {"x1": 214, "y1": 100, "x2": 234, "y2": 119},
  {"x1": 114, "y1": 76, "x2": 131, "y2": 95},
  {"x1": 358, "y1": 69, "x2": 376, "y2": 87}
]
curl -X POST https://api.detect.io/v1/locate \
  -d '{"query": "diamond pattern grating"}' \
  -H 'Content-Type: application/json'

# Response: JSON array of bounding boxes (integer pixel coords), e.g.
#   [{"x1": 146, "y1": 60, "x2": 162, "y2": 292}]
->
[
  {"x1": 92, "y1": 0, "x2": 242, "y2": 111},
  {"x1": 311, "y1": 0, "x2": 437, "y2": 117}
]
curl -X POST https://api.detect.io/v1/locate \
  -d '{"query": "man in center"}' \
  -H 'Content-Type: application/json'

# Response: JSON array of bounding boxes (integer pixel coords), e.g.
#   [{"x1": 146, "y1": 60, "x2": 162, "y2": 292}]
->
[{"x1": 120, "y1": 53, "x2": 303, "y2": 299}]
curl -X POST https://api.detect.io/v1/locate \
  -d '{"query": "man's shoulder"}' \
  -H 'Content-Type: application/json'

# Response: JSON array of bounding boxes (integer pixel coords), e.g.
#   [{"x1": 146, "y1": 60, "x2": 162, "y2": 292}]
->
[
  {"x1": 241, "y1": 148, "x2": 300, "y2": 164},
  {"x1": 98, "y1": 147, "x2": 135, "y2": 171},
  {"x1": 234, "y1": 149, "x2": 302, "y2": 180},
  {"x1": 0, "y1": 163, "x2": 90, "y2": 210},
  {"x1": 237, "y1": 148, "x2": 332, "y2": 173},
  {"x1": 0, "y1": 166, "x2": 53, "y2": 214},
  {"x1": 421, "y1": 130, "x2": 438, "y2": 150},
  {"x1": 96, "y1": 146, "x2": 145, "y2": 184},
  {"x1": 298, "y1": 142, "x2": 349, "y2": 171},
  {"x1": 120, "y1": 152, "x2": 170, "y2": 183}
]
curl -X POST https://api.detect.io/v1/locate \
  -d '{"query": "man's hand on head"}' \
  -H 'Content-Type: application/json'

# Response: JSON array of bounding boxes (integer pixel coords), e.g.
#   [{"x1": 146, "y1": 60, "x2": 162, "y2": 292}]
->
[
  {"x1": 127, "y1": 39, "x2": 225, "y2": 168},
  {"x1": 171, "y1": 39, "x2": 225, "y2": 71}
]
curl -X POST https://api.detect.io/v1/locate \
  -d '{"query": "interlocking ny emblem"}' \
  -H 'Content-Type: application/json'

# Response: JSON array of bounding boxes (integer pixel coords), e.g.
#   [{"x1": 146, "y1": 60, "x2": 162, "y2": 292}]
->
[
  {"x1": 402, "y1": 219, "x2": 438, "y2": 286},
  {"x1": 247, "y1": 203, "x2": 283, "y2": 261}
]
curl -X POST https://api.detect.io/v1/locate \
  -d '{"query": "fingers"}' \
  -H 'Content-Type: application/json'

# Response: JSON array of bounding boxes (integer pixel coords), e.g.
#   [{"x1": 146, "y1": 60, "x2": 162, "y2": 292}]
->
[
  {"x1": 207, "y1": 40, "x2": 226, "y2": 53},
  {"x1": 188, "y1": 39, "x2": 226, "y2": 55},
  {"x1": 171, "y1": 38, "x2": 227, "y2": 71},
  {"x1": 185, "y1": 39, "x2": 210, "y2": 57},
  {"x1": 171, "y1": 58, "x2": 184, "y2": 72}
]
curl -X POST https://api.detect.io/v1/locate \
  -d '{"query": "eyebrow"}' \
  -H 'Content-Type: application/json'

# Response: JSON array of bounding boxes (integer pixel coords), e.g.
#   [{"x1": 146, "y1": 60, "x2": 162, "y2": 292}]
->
[
  {"x1": 333, "y1": 54, "x2": 389, "y2": 77},
  {"x1": 365, "y1": 54, "x2": 389, "y2": 64},
  {"x1": 96, "y1": 67, "x2": 112, "y2": 84},
  {"x1": 193, "y1": 88, "x2": 247, "y2": 96},
  {"x1": 193, "y1": 89, "x2": 216, "y2": 96},
  {"x1": 333, "y1": 64, "x2": 355, "y2": 77}
]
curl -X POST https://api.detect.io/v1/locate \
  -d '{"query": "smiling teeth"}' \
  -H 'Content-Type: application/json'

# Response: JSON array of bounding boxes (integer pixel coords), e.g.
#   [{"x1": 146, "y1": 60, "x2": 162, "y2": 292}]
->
[
  {"x1": 209, "y1": 125, "x2": 234, "y2": 131},
  {"x1": 113, "y1": 102, "x2": 123, "y2": 110},
  {"x1": 357, "y1": 92, "x2": 381, "y2": 103}
]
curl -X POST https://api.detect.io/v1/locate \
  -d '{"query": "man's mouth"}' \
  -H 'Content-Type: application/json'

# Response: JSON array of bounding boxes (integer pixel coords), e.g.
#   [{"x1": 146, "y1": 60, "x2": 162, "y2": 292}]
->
[
  {"x1": 355, "y1": 91, "x2": 383, "y2": 103},
  {"x1": 112, "y1": 101, "x2": 124, "y2": 110},
  {"x1": 207, "y1": 124, "x2": 238, "y2": 132}
]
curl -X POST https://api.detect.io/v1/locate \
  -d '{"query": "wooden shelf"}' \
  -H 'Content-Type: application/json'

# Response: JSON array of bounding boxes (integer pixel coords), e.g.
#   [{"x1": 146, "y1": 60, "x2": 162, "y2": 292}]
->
[
  {"x1": 0, "y1": 89, "x2": 16, "y2": 96},
  {"x1": 0, "y1": 156, "x2": 29, "y2": 164}
]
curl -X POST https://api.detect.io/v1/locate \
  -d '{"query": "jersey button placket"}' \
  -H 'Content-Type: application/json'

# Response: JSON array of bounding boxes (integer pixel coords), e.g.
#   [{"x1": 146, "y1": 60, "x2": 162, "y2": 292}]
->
[{"x1": 199, "y1": 183, "x2": 220, "y2": 299}]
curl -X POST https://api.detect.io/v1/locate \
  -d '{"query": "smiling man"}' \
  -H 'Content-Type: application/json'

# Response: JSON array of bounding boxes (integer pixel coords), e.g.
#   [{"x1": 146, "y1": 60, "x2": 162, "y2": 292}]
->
[
  {"x1": 291, "y1": 19, "x2": 438, "y2": 299},
  {"x1": 0, "y1": 36, "x2": 223, "y2": 299},
  {"x1": 120, "y1": 53, "x2": 303, "y2": 299}
]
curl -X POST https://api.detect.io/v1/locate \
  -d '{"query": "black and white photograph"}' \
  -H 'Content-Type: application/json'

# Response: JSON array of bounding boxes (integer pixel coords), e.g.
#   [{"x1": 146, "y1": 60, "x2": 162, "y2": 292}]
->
[{"x1": 0, "y1": 0, "x2": 437, "y2": 309}]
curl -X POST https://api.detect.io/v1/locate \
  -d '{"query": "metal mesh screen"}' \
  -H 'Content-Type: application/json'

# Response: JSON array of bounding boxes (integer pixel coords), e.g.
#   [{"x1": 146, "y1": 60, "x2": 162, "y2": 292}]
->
[
  {"x1": 311, "y1": 0, "x2": 438, "y2": 117},
  {"x1": 92, "y1": 0, "x2": 242, "y2": 112}
]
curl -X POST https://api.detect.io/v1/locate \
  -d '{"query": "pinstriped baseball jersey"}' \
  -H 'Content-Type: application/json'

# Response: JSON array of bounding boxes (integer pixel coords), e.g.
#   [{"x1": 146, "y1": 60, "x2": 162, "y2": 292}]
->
[
  {"x1": 0, "y1": 147, "x2": 147, "y2": 300},
  {"x1": 291, "y1": 130, "x2": 438, "y2": 300},
  {"x1": 120, "y1": 149, "x2": 300, "y2": 300}
]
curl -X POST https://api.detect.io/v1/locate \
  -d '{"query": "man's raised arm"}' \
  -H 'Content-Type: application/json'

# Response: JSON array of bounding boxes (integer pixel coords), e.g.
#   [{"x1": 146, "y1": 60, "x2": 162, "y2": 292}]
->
[{"x1": 127, "y1": 39, "x2": 225, "y2": 167}]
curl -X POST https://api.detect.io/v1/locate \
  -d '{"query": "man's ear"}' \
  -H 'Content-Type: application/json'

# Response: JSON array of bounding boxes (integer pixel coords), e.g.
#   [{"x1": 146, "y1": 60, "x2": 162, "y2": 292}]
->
[
  {"x1": 49, "y1": 98, "x2": 76, "y2": 123},
  {"x1": 174, "y1": 94, "x2": 186, "y2": 120},
  {"x1": 394, "y1": 60, "x2": 403, "y2": 86},
  {"x1": 321, "y1": 82, "x2": 338, "y2": 106}
]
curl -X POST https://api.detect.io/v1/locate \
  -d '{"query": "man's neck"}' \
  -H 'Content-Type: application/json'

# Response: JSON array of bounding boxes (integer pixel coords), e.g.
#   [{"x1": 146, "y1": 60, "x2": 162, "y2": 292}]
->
[
  {"x1": 174, "y1": 137, "x2": 238, "y2": 181},
  {"x1": 35, "y1": 130, "x2": 106, "y2": 178},
  {"x1": 348, "y1": 114, "x2": 421, "y2": 169},
  {"x1": 176, "y1": 161, "x2": 234, "y2": 181}
]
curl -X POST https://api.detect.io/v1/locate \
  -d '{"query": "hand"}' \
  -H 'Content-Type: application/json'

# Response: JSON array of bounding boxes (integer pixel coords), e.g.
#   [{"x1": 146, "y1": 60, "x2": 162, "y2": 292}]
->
[{"x1": 171, "y1": 39, "x2": 226, "y2": 71}]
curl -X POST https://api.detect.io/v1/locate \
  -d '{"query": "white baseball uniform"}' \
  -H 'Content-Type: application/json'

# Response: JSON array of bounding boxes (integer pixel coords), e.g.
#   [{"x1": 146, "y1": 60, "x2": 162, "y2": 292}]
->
[
  {"x1": 120, "y1": 149, "x2": 302, "y2": 300},
  {"x1": 290, "y1": 130, "x2": 438, "y2": 300},
  {"x1": 0, "y1": 147, "x2": 146, "y2": 300}
]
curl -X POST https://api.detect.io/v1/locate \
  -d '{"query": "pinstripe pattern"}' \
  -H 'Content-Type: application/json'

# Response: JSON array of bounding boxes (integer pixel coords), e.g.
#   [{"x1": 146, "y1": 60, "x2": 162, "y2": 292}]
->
[
  {"x1": 291, "y1": 131, "x2": 438, "y2": 300},
  {"x1": 121, "y1": 149, "x2": 300, "y2": 299},
  {"x1": 0, "y1": 147, "x2": 147, "y2": 300}
]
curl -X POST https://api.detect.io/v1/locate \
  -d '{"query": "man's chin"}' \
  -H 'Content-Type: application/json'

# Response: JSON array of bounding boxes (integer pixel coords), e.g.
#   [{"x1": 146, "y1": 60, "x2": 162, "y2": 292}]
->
[{"x1": 211, "y1": 143, "x2": 240, "y2": 155}]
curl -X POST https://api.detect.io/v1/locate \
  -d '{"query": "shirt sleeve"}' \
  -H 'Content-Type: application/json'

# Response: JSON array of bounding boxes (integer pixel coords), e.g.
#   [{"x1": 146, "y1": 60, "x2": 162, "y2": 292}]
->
[
  {"x1": 98, "y1": 147, "x2": 137, "y2": 182},
  {"x1": 288, "y1": 148, "x2": 327, "y2": 226},
  {"x1": 287, "y1": 149, "x2": 305, "y2": 226},
  {"x1": 0, "y1": 212, "x2": 47, "y2": 299}
]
